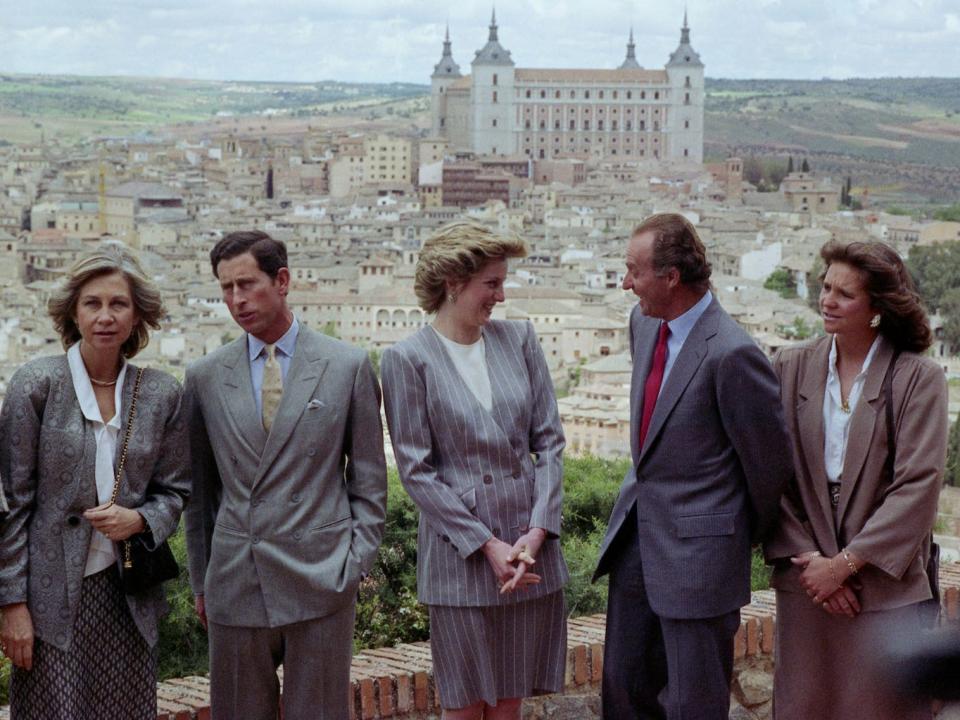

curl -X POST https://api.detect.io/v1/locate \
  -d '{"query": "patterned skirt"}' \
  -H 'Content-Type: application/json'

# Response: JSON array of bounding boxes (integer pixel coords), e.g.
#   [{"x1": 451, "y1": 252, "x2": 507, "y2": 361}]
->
[
  {"x1": 429, "y1": 590, "x2": 567, "y2": 709},
  {"x1": 11, "y1": 566, "x2": 157, "y2": 720}
]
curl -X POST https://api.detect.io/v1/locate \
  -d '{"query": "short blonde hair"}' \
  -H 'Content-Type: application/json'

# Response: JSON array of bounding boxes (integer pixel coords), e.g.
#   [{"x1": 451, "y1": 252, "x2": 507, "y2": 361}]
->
[
  {"x1": 414, "y1": 221, "x2": 527, "y2": 313},
  {"x1": 48, "y1": 243, "x2": 165, "y2": 358}
]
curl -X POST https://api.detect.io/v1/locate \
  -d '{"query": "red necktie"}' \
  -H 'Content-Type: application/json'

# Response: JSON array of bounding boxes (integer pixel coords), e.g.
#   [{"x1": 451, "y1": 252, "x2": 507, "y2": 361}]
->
[{"x1": 639, "y1": 322, "x2": 670, "y2": 449}]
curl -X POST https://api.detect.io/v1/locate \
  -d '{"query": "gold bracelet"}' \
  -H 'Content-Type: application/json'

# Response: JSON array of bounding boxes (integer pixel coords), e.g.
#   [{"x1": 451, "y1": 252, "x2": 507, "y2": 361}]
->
[{"x1": 841, "y1": 548, "x2": 858, "y2": 576}]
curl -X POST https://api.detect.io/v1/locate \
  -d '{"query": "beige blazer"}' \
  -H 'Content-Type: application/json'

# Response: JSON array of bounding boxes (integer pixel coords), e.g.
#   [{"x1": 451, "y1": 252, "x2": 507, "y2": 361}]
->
[{"x1": 765, "y1": 335, "x2": 947, "y2": 611}]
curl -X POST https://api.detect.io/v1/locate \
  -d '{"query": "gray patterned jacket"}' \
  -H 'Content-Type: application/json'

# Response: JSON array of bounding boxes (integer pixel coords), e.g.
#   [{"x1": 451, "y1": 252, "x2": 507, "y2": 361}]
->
[{"x1": 0, "y1": 354, "x2": 190, "y2": 650}]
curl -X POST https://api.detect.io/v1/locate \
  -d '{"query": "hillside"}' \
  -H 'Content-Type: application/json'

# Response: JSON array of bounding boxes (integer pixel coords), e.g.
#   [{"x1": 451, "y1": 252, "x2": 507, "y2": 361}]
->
[
  {"x1": 1, "y1": 73, "x2": 957, "y2": 202},
  {"x1": 704, "y1": 78, "x2": 960, "y2": 203}
]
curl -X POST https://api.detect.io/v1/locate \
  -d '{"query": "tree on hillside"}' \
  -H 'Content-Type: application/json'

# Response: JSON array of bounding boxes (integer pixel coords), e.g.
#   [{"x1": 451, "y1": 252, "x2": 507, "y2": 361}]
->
[
  {"x1": 933, "y1": 204, "x2": 960, "y2": 222},
  {"x1": 742, "y1": 156, "x2": 763, "y2": 186},
  {"x1": 787, "y1": 156, "x2": 794, "y2": 174},
  {"x1": 764, "y1": 268, "x2": 798, "y2": 298},
  {"x1": 906, "y1": 241, "x2": 960, "y2": 313},
  {"x1": 801, "y1": 158, "x2": 810, "y2": 172},
  {"x1": 939, "y1": 288, "x2": 960, "y2": 353},
  {"x1": 807, "y1": 255, "x2": 825, "y2": 312}
]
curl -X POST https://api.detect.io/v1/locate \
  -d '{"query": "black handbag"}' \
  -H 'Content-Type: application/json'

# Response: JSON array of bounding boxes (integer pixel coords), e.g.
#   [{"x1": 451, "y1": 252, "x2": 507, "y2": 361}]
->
[{"x1": 108, "y1": 367, "x2": 181, "y2": 595}]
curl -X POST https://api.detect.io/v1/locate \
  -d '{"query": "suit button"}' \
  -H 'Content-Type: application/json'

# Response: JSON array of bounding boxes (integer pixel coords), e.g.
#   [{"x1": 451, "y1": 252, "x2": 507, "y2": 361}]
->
[
  {"x1": 252, "y1": 536, "x2": 261, "y2": 544},
  {"x1": 442, "y1": 535, "x2": 450, "y2": 542},
  {"x1": 294, "y1": 530, "x2": 303, "y2": 540},
  {"x1": 512, "y1": 469, "x2": 521, "y2": 479},
  {"x1": 492, "y1": 528, "x2": 501, "y2": 537},
  {"x1": 452, "y1": 545, "x2": 459, "y2": 552},
  {"x1": 291, "y1": 493, "x2": 301, "y2": 502},
  {"x1": 231, "y1": 455, "x2": 238, "y2": 464},
  {"x1": 483, "y1": 475, "x2": 493, "y2": 485},
  {"x1": 67, "y1": 516, "x2": 80, "y2": 527},
  {"x1": 308, "y1": 449, "x2": 316, "y2": 457}
]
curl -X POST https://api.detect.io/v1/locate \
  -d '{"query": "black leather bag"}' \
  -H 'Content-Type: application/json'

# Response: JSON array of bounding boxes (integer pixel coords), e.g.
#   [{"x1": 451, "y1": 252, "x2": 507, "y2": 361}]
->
[
  {"x1": 119, "y1": 535, "x2": 180, "y2": 595},
  {"x1": 110, "y1": 368, "x2": 181, "y2": 595}
]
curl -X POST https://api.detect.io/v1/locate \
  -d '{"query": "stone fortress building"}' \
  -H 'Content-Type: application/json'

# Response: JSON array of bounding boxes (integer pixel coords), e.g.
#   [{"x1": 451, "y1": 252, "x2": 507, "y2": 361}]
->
[{"x1": 431, "y1": 10, "x2": 705, "y2": 162}]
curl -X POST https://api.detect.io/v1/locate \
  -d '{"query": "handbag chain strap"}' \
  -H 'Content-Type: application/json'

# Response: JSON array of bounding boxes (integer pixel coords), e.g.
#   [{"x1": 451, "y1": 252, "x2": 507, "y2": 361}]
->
[{"x1": 106, "y1": 367, "x2": 144, "y2": 569}]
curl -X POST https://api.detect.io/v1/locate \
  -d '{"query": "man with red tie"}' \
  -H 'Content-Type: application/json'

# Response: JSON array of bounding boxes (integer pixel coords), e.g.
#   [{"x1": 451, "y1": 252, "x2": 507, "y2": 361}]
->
[{"x1": 594, "y1": 213, "x2": 792, "y2": 720}]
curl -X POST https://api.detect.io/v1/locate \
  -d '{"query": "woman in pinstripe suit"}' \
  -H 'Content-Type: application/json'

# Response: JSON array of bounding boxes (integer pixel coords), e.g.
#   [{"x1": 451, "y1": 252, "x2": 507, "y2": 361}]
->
[{"x1": 381, "y1": 222, "x2": 568, "y2": 720}]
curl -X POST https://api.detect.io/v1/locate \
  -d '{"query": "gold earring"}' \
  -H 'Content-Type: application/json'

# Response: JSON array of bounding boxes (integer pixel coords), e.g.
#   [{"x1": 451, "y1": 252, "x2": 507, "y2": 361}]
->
[
  {"x1": 448, "y1": 293, "x2": 457, "y2": 304},
  {"x1": 870, "y1": 314, "x2": 881, "y2": 328}
]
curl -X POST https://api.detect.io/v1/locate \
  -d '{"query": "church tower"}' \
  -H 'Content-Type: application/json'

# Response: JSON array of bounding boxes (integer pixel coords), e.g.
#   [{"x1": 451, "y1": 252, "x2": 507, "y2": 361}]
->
[
  {"x1": 470, "y1": 9, "x2": 515, "y2": 156},
  {"x1": 665, "y1": 10, "x2": 705, "y2": 162},
  {"x1": 430, "y1": 25, "x2": 462, "y2": 137},
  {"x1": 619, "y1": 28, "x2": 641, "y2": 69}
]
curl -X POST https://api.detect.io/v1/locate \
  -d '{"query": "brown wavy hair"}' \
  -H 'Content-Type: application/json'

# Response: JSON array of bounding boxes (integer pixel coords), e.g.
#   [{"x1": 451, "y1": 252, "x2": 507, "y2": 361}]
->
[
  {"x1": 819, "y1": 239, "x2": 932, "y2": 353},
  {"x1": 47, "y1": 243, "x2": 164, "y2": 358}
]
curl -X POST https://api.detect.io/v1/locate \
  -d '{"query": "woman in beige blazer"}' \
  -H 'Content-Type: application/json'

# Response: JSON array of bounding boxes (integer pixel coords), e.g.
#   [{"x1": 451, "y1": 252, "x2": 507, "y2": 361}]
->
[
  {"x1": 0, "y1": 245, "x2": 189, "y2": 720},
  {"x1": 381, "y1": 222, "x2": 568, "y2": 720},
  {"x1": 766, "y1": 240, "x2": 947, "y2": 720}
]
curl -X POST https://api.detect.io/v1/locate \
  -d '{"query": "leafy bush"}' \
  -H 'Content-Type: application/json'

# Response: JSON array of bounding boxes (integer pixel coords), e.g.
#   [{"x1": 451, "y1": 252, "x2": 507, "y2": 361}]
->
[{"x1": 156, "y1": 527, "x2": 209, "y2": 680}]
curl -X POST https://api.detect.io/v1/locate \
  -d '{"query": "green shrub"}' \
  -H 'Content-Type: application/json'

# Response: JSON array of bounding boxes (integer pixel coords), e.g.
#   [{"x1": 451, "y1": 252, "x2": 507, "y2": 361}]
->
[
  {"x1": 562, "y1": 520, "x2": 609, "y2": 617},
  {"x1": 156, "y1": 527, "x2": 209, "y2": 680}
]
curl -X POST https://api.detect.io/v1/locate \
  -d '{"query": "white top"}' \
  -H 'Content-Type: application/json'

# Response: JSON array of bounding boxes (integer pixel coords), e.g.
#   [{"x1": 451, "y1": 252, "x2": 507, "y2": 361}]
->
[
  {"x1": 67, "y1": 342, "x2": 129, "y2": 577},
  {"x1": 823, "y1": 335, "x2": 881, "y2": 483},
  {"x1": 432, "y1": 326, "x2": 493, "y2": 412}
]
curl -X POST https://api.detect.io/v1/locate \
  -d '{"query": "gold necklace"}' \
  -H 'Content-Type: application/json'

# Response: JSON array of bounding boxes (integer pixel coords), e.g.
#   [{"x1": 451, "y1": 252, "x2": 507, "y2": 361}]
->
[
  {"x1": 840, "y1": 397, "x2": 851, "y2": 413},
  {"x1": 89, "y1": 375, "x2": 118, "y2": 387}
]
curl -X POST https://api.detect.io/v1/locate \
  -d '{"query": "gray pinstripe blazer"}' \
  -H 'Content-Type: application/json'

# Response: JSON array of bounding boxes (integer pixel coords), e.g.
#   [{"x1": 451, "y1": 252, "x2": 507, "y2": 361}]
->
[
  {"x1": 0, "y1": 355, "x2": 190, "y2": 650},
  {"x1": 381, "y1": 320, "x2": 568, "y2": 607}
]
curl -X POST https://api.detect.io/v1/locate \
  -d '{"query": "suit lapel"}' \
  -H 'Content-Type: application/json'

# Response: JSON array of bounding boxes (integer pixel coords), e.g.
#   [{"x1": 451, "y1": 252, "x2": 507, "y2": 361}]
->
[
  {"x1": 637, "y1": 301, "x2": 715, "y2": 463},
  {"x1": 796, "y1": 336, "x2": 835, "y2": 535},
  {"x1": 836, "y1": 338, "x2": 893, "y2": 525},
  {"x1": 255, "y1": 327, "x2": 329, "y2": 482},
  {"x1": 630, "y1": 314, "x2": 658, "y2": 462},
  {"x1": 219, "y1": 337, "x2": 267, "y2": 457},
  {"x1": 481, "y1": 324, "x2": 519, "y2": 441}
]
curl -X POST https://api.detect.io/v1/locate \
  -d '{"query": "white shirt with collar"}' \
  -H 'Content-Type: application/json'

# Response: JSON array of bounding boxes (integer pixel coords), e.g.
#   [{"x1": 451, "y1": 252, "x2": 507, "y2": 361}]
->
[
  {"x1": 67, "y1": 342, "x2": 129, "y2": 578},
  {"x1": 660, "y1": 289, "x2": 713, "y2": 392},
  {"x1": 823, "y1": 334, "x2": 882, "y2": 483},
  {"x1": 248, "y1": 316, "x2": 299, "y2": 418}
]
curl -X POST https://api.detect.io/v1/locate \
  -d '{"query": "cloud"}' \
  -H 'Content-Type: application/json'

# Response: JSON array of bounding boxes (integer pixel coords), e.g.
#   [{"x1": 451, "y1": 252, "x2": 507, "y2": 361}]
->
[{"x1": 0, "y1": 0, "x2": 955, "y2": 82}]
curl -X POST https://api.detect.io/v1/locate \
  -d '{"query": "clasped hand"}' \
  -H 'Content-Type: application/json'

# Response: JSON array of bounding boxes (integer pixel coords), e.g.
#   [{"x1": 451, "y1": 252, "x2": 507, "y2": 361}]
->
[
  {"x1": 482, "y1": 528, "x2": 547, "y2": 595},
  {"x1": 83, "y1": 501, "x2": 145, "y2": 542},
  {"x1": 791, "y1": 551, "x2": 860, "y2": 618}
]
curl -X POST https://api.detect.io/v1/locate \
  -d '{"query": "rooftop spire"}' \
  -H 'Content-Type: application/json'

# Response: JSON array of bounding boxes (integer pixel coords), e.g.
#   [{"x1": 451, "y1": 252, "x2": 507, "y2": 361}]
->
[
  {"x1": 668, "y1": 9, "x2": 702, "y2": 67},
  {"x1": 620, "y1": 27, "x2": 641, "y2": 69},
  {"x1": 489, "y1": 7, "x2": 498, "y2": 42},
  {"x1": 432, "y1": 23, "x2": 461, "y2": 78},
  {"x1": 473, "y1": 6, "x2": 513, "y2": 66},
  {"x1": 681, "y1": 7, "x2": 691, "y2": 45}
]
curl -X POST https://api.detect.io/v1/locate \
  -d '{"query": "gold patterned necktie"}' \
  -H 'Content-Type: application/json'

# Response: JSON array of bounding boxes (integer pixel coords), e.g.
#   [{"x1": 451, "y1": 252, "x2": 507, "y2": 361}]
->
[{"x1": 261, "y1": 344, "x2": 283, "y2": 433}]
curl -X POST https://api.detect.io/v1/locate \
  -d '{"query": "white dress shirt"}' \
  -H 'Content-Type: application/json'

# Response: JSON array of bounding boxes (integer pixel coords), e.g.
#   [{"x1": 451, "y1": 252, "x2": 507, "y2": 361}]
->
[
  {"x1": 823, "y1": 334, "x2": 882, "y2": 483},
  {"x1": 67, "y1": 342, "x2": 128, "y2": 577},
  {"x1": 432, "y1": 326, "x2": 493, "y2": 412},
  {"x1": 247, "y1": 317, "x2": 299, "y2": 417}
]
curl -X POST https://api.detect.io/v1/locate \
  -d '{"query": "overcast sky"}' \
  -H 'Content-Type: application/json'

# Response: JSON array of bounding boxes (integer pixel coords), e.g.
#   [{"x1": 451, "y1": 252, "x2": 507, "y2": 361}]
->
[{"x1": 1, "y1": 0, "x2": 957, "y2": 84}]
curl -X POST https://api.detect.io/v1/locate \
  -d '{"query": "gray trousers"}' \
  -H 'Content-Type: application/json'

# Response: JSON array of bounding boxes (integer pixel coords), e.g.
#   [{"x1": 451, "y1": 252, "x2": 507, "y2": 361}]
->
[
  {"x1": 601, "y1": 505, "x2": 740, "y2": 720},
  {"x1": 208, "y1": 601, "x2": 355, "y2": 720}
]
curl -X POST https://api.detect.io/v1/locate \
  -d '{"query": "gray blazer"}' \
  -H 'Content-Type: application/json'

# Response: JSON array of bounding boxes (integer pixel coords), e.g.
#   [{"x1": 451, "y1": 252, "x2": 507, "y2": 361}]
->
[
  {"x1": 381, "y1": 320, "x2": 568, "y2": 607},
  {"x1": 183, "y1": 324, "x2": 387, "y2": 628},
  {"x1": 0, "y1": 355, "x2": 190, "y2": 650},
  {"x1": 594, "y1": 299, "x2": 792, "y2": 619}
]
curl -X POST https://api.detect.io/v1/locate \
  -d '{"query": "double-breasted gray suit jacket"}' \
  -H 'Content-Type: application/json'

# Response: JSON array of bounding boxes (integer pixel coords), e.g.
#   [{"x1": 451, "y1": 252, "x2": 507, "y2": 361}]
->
[
  {"x1": 594, "y1": 299, "x2": 793, "y2": 619},
  {"x1": 183, "y1": 325, "x2": 387, "y2": 628},
  {"x1": 381, "y1": 320, "x2": 568, "y2": 607},
  {"x1": 0, "y1": 355, "x2": 190, "y2": 650},
  {"x1": 765, "y1": 335, "x2": 947, "y2": 611}
]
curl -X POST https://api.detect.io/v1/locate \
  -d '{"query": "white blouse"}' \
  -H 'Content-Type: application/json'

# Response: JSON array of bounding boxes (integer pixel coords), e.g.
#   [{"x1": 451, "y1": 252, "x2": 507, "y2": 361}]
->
[
  {"x1": 67, "y1": 343, "x2": 128, "y2": 577},
  {"x1": 822, "y1": 335, "x2": 881, "y2": 483},
  {"x1": 432, "y1": 326, "x2": 493, "y2": 412}
]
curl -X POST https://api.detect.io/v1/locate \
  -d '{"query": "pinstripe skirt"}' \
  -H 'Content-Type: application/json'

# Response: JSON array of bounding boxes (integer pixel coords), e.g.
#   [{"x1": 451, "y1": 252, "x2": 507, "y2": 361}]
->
[
  {"x1": 10, "y1": 566, "x2": 157, "y2": 720},
  {"x1": 429, "y1": 590, "x2": 567, "y2": 709}
]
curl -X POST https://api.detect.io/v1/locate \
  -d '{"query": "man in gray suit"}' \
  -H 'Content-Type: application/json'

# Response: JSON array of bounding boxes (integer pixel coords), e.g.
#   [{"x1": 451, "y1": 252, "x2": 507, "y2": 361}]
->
[
  {"x1": 594, "y1": 214, "x2": 792, "y2": 719},
  {"x1": 184, "y1": 231, "x2": 387, "y2": 720}
]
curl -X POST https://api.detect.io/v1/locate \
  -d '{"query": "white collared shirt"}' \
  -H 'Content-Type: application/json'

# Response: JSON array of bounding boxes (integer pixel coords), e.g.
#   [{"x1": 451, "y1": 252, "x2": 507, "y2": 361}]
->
[
  {"x1": 248, "y1": 317, "x2": 299, "y2": 417},
  {"x1": 67, "y1": 342, "x2": 128, "y2": 577},
  {"x1": 823, "y1": 335, "x2": 882, "y2": 483},
  {"x1": 431, "y1": 325, "x2": 493, "y2": 412}
]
